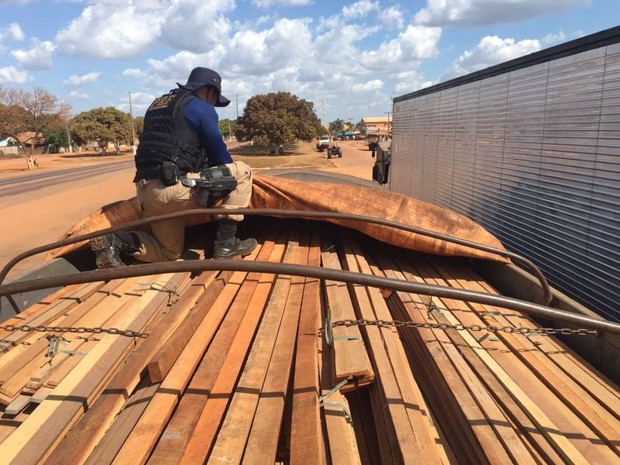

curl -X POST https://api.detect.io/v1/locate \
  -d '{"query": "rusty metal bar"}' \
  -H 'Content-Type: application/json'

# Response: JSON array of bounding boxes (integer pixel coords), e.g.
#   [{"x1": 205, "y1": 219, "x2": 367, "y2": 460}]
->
[
  {"x1": 0, "y1": 259, "x2": 617, "y2": 335},
  {"x1": 0, "y1": 208, "x2": 553, "y2": 305}
]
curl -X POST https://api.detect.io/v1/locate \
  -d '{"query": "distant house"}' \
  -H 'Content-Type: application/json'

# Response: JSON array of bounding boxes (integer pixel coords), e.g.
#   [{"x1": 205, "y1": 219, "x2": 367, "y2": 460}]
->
[
  {"x1": 362, "y1": 117, "x2": 391, "y2": 135},
  {"x1": 17, "y1": 132, "x2": 45, "y2": 147},
  {"x1": 0, "y1": 137, "x2": 19, "y2": 156},
  {"x1": 0, "y1": 136, "x2": 19, "y2": 147}
]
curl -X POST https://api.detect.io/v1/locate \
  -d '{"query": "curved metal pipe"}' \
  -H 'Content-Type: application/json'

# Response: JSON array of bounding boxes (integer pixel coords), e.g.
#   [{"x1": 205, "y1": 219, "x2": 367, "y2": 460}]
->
[
  {"x1": 0, "y1": 208, "x2": 553, "y2": 305},
  {"x1": 0, "y1": 259, "x2": 616, "y2": 335}
]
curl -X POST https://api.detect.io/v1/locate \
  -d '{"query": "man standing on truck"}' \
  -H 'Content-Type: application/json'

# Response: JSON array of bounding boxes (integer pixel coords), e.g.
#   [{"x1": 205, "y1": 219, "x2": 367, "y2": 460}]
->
[{"x1": 91, "y1": 67, "x2": 257, "y2": 269}]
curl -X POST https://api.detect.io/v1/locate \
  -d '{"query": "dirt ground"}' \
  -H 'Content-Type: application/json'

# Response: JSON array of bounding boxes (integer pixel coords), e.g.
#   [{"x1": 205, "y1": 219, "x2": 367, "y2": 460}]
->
[{"x1": 0, "y1": 140, "x2": 375, "y2": 279}]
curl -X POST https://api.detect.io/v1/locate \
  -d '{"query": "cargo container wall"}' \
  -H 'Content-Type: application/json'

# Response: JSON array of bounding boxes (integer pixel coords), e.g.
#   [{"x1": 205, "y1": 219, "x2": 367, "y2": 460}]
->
[{"x1": 392, "y1": 27, "x2": 620, "y2": 322}]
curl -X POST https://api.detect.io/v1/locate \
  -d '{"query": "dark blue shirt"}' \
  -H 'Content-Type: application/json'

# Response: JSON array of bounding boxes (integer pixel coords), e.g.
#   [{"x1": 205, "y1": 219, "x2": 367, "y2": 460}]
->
[{"x1": 183, "y1": 97, "x2": 233, "y2": 166}]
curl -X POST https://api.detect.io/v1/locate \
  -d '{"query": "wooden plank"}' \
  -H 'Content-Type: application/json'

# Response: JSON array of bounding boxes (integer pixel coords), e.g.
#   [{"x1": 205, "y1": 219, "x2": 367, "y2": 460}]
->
[
  {"x1": 370, "y1": 250, "x2": 532, "y2": 464},
  {"x1": 289, "y1": 229, "x2": 326, "y2": 465},
  {"x1": 0, "y1": 411, "x2": 27, "y2": 444},
  {"x1": 389, "y1": 289, "x2": 566, "y2": 464},
  {"x1": 342, "y1": 241, "x2": 446, "y2": 464},
  {"x1": 131, "y1": 240, "x2": 279, "y2": 465},
  {"x1": 178, "y1": 239, "x2": 288, "y2": 464},
  {"x1": 0, "y1": 281, "x2": 113, "y2": 379},
  {"x1": 4, "y1": 394, "x2": 31, "y2": 416},
  {"x1": 44, "y1": 270, "x2": 224, "y2": 465},
  {"x1": 0, "y1": 274, "x2": 175, "y2": 465},
  {"x1": 420, "y1": 262, "x2": 620, "y2": 463},
  {"x1": 0, "y1": 282, "x2": 103, "y2": 352},
  {"x1": 84, "y1": 381, "x2": 160, "y2": 465},
  {"x1": 147, "y1": 252, "x2": 276, "y2": 463},
  {"x1": 0, "y1": 280, "x2": 132, "y2": 399},
  {"x1": 432, "y1": 259, "x2": 620, "y2": 454},
  {"x1": 386, "y1": 253, "x2": 594, "y2": 465},
  {"x1": 107, "y1": 269, "x2": 255, "y2": 465},
  {"x1": 242, "y1": 233, "x2": 308, "y2": 465},
  {"x1": 319, "y1": 323, "x2": 362, "y2": 465},
  {"x1": 344, "y1": 389, "x2": 383, "y2": 465},
  {"x1": 0, "y1": 283, "x2": 83, "y2": 344},
  {"x1": 205, "y1": 231, "x2": 300, "y2": 465},
  {"x1": 455, "y1": 261, "x2": 620, "y2": 421},
  {"x1": 320, "y1": 242, "x2": 374, "y2": 389}
]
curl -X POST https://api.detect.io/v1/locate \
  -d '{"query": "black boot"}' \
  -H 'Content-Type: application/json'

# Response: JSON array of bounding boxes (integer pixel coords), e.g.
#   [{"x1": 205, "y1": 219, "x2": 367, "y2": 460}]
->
[
  {"x1": 213, "y1": 219, "x2": 257, "y2": 259},
  {"x1": 90, "y1": 231, "x2": 141, "y2": 269}
]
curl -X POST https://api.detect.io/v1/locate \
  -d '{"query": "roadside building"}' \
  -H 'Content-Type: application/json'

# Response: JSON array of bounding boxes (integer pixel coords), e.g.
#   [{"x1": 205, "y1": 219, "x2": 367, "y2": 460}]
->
[{"x1": 362, "y1": 117, "x2": 391, "y2": 135}]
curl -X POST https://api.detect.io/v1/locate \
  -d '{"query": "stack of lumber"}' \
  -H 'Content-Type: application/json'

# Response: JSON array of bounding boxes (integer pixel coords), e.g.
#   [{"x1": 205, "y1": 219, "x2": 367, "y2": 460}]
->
[{"x1": 0, "y1": 219, "x2": 619, "y2": 465}]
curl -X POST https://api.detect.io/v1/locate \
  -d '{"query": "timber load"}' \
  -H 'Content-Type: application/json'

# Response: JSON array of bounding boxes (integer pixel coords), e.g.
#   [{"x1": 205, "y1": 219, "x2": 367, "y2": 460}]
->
[{"x1": 0, "y1": 174, "x2": 619, "y2": 464}]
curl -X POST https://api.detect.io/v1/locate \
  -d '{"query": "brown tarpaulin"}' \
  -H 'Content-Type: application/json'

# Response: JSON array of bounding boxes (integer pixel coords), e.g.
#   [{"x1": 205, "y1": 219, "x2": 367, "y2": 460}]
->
[{"x1": 46, "y1": 174, "x2": 508, "y2": 263}]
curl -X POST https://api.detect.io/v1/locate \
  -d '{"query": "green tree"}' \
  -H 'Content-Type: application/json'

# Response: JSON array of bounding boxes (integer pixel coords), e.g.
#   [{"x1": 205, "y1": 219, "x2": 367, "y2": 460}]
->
[
  {"x1": 43, "y1": 128, "x2": 68, "y2": 152},
  {"x1": 329, "y1": 118, "x2": 345, "y2": 135},
  {"x1": 219, "y1": 118, "x2": 236, "y2": 139},
  {"x1": 134, "y1": 115, "x2": 144, "y2": 139},
  {"x1": 71, "y1": 107, "x2": 133, "y2": 154},
  {"x1": 235, "y1": 92, "x2": 322, "y2": 152}
]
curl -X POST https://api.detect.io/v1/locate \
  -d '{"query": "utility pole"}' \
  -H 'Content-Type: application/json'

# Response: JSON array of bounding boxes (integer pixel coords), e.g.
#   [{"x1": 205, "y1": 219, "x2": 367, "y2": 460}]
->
[
  {"x1": 65, "y1": 122, "x2": 73, "y2": 153},
  {"x1": 128, "y1": 92, "x2": 137, "y2": 155},
  {"x1": 235, "y1": 94, "x2": 239, "y2": 120}
]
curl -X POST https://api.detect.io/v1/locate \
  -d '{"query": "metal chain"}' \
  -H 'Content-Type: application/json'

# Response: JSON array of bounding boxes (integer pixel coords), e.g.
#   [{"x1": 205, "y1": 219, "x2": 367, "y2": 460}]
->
[
  {"x1": 0, "y1": 281, "x2": 177, "y2": 350},
  {"x1": 0, "y1": 324, "x2": 148, "y2": 347},
  {"x1": 0, "y1": 317, "x2": 597, "y2": 352},
  {"x1": 331, "y1": 319, "x2": 599, "y2": 336}
]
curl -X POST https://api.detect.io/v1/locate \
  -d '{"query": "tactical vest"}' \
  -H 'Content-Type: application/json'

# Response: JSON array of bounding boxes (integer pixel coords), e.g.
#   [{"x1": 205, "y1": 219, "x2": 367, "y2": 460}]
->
[{"x1": 135, "y1": 89, "x2": 204, "y2": 175}]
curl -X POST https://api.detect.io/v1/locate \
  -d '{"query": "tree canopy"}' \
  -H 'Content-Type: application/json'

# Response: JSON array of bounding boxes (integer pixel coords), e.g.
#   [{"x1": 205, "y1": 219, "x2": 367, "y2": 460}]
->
[
  {"x1": 71, "y1": 107, "x2": 133, "y2": 154},
  {"x1": 0, "y1": 85, "x2": 67, "y2": 167},
  {"x1": 219, "y1": 118, "x2": 236, "y2": 139},
  {"x1": 329, "y1": 118, "x2": 345, "y2": 134},
  {"x1": 235, "y1": 92, "x2": 322, "y2": 149}
]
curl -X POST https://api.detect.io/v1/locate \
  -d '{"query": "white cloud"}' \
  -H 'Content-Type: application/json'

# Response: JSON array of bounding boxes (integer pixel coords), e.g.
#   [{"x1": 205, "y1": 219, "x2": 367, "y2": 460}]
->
[
  {"x1": 352, "y1": 79, "x2": 383, "y2": 92},
  {"x1": 543, "y1": 29, "x2": 565, "y2": 45},
  {"x1": 414, "y1": 0, "x2": 591, "y2": 27},
  {"x1": 55, "y1": 1, "x2": 166, "y2": 58},
  {"x1": 68, "y1": 90, "x2": 90, "y2": 99},
  {"x1": 134, "y1": 50, "x2": 225, "y2": 93},
  {"x1": 0, "y1": 65, "x2": 28, "y2": 84},
  {"x1": 360, "y1": 25, "x2": 441, "y2": 70},
  {"x1": 228, "y1": 18, "x2": 314, "y2": 76},
  {"x1": 0, "y1": 23, "x2": 25, "y2": 42},
  {"x1": 394, "y1": 70, "x2": 434, "y2": 94},
  {"x1": 342, "y1": 0, "x2": 379, "y2": 19},
  {"x1": 159, "y1": 0, "x2": 235, "y2": 53},
  {"x1": 62, "y1": 72, "x2": 101, "y2": 87},
  {"x1": 11, "y1": 40, "x2": 56, "y2": 70},
  {"x1": 379, "y1": 7, "x2": 405, "y2": 30},
  {"x1": 122, "y1": 68, "x2": 143, "y2": 79},
  {"x1": 252, "y1": 0, "x2": 312, "y2": 8},
  {"x1": 442, "y1": 35, "x2": 541, "y2": 80}
]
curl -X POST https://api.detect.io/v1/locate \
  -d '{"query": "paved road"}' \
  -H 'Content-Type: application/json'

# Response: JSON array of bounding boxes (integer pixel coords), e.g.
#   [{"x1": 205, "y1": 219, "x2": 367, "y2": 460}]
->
[{"x1": 0, "y1": 159, "x2": 135, "y2": 198}]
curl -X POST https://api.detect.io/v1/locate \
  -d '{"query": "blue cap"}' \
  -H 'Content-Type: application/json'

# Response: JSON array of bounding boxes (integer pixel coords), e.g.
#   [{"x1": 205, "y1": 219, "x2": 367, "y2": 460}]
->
[{"x1": 177, "y1": 67, "x2": 231, "y2": 107}]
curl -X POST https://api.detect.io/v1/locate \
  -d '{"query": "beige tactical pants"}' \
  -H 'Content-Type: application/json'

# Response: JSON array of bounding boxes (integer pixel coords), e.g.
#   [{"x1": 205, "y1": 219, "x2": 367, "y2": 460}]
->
[{"x1": 132, "y1": 161, "x2": 253, "y2": 262}]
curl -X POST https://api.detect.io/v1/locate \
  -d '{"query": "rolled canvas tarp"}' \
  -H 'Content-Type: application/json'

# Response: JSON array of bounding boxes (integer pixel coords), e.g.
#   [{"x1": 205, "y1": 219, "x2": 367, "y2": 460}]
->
[{"x1": 46, "y1": 173, "x2": 508, "y2": 263}]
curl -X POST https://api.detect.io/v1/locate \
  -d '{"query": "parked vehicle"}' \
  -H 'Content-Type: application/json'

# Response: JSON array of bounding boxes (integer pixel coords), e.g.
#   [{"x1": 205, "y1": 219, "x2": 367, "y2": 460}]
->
[
  {"x1": 327, "y1": 144, "x2": 342, "y2": 159},
  {"x1": 316, "y1": 135, "x2": 330, "y2": 151}
]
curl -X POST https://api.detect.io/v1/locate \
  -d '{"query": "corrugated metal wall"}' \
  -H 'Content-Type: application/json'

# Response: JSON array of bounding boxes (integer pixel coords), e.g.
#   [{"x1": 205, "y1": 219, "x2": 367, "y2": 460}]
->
[{"x1": 392, "y1": 30, "x2": 620, "y2": 322}]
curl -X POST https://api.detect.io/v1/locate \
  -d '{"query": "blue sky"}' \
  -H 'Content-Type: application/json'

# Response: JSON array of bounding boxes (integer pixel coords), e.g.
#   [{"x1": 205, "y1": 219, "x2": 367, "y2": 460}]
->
[{"x1": 0, "y1": 0, "x2": 617, "y2": 124}]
